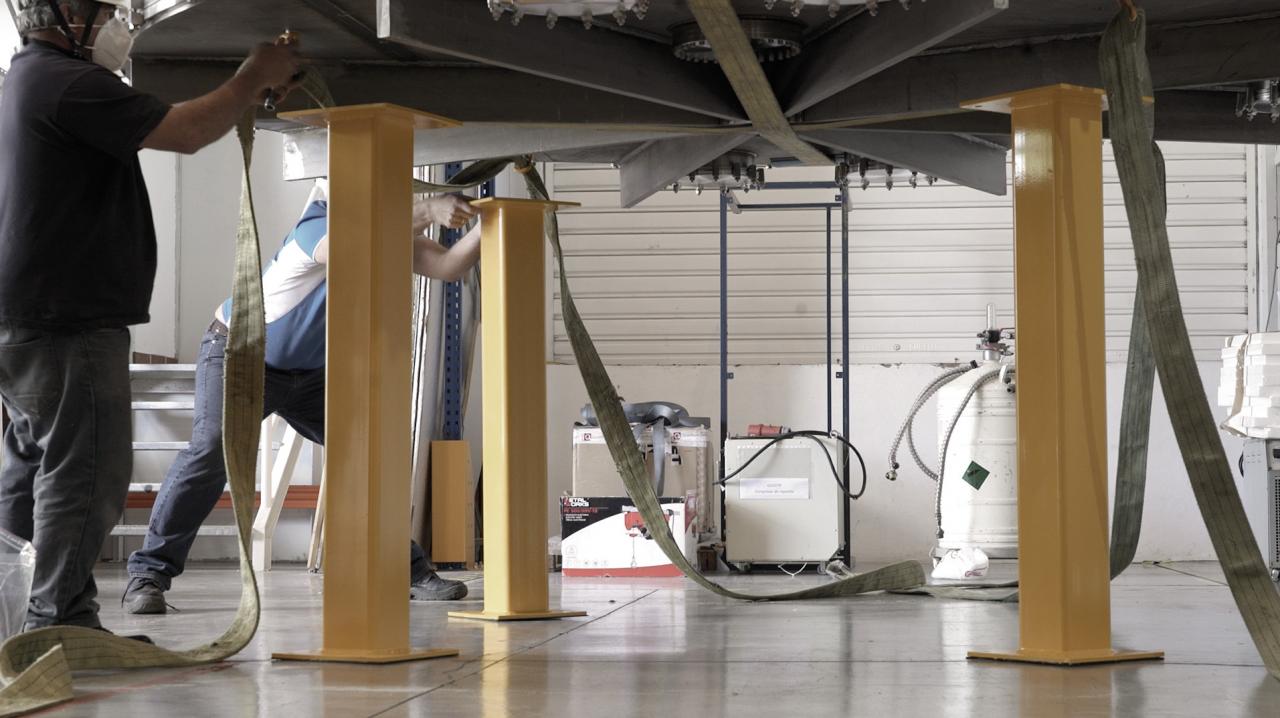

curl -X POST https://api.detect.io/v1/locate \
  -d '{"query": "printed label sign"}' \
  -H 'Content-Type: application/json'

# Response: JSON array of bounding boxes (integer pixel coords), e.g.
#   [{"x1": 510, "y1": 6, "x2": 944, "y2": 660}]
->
[{"x1": 739, "y1": 477, "x2": 810, "y2": 500}]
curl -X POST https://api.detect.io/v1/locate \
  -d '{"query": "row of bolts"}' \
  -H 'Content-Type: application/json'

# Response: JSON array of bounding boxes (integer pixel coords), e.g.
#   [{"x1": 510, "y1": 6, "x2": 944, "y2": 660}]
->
[
  {"x1": 489, "y1": 0, "x2": 925, "y2": 30},
  {"x1": 668, "y1": 163, "x2": 938, "y2": 194}
]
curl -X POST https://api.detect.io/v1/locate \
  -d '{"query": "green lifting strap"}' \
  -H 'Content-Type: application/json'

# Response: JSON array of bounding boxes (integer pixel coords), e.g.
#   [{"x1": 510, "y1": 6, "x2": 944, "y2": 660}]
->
[
  {"x1": 1101, "y1": 9, "x2": 1280, "y2": 679},
  {"x1": 0, "y1": 105, "x2": 269, "y2": 716},
  {"x1": 516, "y1": 160, "x2": 927, "y2": 600}
]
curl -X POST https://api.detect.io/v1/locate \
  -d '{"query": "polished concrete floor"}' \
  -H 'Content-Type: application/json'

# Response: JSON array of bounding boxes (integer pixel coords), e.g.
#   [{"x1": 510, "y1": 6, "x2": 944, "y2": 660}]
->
[{"x1": 36, "y1": 561, "x2": 1280, "y2": 717}]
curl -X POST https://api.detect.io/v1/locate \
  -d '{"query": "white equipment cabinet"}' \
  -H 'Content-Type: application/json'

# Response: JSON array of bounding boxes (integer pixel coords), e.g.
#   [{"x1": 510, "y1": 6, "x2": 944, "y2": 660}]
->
[
  {"x1": 1241, "y1": 440, "x2": 1280, "y2": 582},
  {"x1": 722, "y1": 436, "x2": 843, "y2": 566}
]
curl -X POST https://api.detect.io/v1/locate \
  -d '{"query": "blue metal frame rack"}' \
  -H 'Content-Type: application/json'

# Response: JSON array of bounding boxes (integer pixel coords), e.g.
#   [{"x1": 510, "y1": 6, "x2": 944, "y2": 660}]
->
[{"x1": 440, "y1": 163, "x2": 494, "y2": 441}]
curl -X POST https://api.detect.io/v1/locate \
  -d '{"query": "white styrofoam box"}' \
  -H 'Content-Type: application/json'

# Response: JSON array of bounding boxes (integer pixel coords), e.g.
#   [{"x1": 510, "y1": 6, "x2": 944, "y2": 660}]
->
[
  {"x1": 1222, "y1": 396, "x2": 1280, "y2": 410},
  {"x1": 1240, "y1": 366, "x2": 1280, "y2": 382},
  {"x1": 1232, "y1": 407, "x2": 1280, "y2": 421},
  {"x1": 1224, "y1": 333, "x2": 1280, "y2": 349},
  {"x1": 1220, "y1": 333, "x2": 1280, "y2": 437}
]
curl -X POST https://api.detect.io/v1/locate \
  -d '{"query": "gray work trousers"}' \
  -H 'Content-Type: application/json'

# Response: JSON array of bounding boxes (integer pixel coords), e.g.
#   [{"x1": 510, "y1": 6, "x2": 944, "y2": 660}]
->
[{"x1": 0, "y1": 323, "x2": 132, "y2": 629}]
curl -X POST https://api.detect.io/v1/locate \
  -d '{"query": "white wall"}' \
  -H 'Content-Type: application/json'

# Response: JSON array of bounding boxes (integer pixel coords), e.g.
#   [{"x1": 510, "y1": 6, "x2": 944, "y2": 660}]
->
[
  {"x1": 173, "y1": 132, "x2": 316, "y2": 361},
  {"x1": 546, "y1": 361, "x2": 1243, "y2": 564},
  {"x1": 133, "y1": 150, "x2": 178, "y2": 357}
]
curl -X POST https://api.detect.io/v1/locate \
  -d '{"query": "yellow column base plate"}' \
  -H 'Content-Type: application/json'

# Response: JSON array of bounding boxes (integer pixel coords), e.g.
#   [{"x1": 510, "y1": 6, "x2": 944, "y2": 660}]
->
[
  {"x1": 968, "y1": 648, "x2": 1164, "y2": 666},
  {"x1": 272, "y1": 647, "x2": 460, "y2": 664},
  {"x1": 448, "y1": 609, "x2": 587, "y2": 622}
]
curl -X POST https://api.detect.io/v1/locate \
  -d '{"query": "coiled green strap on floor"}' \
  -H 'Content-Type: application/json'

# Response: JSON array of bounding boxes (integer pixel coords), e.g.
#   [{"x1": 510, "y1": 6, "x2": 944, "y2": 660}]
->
[
  {"x1": 517, "y1": 160, "x2": 927, "y2": 600},
  {"x1": 1101, "y1": 9, "x2": 1280, "y2": 679},
  {"x1": 0, "y1": 106, "x2": 269, "y2": 717}
]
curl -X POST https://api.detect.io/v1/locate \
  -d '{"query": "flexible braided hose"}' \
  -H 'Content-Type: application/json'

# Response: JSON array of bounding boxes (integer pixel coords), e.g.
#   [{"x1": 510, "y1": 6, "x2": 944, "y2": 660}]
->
[{"x1": 886, "y1": 365, "x2": 973, "y2": 481}]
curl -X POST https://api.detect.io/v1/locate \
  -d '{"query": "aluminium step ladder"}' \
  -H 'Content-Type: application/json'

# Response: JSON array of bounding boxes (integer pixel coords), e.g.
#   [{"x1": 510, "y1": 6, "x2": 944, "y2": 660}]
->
[{"x1": 115, "y1": 364, "x2": 319, "y2": 568}]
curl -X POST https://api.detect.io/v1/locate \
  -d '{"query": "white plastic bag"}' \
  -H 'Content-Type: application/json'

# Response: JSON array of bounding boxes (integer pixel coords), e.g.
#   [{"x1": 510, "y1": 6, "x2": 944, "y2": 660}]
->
[
  {"x1": 0, "y1": 528, "x2": 35, "y2": 639},
  {"x1": 931, "y1": 547, "x2": 989, "y2": 580}
]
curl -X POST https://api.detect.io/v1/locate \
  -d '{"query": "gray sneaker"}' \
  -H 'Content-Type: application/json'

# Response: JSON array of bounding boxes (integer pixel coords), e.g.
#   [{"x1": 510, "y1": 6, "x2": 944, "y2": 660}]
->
[
  {"x1": 409, "y1": 572, "x2": 469, "y2": 601},
  {"x1": 123, "y1": 577, "x2": 168, "y2": 615}
]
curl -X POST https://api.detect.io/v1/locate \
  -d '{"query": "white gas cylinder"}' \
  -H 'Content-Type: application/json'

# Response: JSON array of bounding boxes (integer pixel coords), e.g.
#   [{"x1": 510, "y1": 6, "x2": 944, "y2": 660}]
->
[{"x1": 935, "y1": 362, "x2": 1017, "y2": 558}]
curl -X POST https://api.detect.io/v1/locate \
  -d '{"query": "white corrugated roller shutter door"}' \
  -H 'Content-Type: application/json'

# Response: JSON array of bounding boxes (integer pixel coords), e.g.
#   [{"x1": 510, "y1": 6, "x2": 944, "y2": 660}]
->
[{"x1": 549, "y1": 142, "x2": 1253, "y2": 365}]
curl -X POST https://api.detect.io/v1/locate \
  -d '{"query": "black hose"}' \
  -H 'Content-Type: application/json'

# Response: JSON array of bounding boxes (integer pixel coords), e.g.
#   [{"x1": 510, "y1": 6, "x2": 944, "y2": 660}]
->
[{"x1": 716, "y1": 430, "x2": 870, "y2": 500}]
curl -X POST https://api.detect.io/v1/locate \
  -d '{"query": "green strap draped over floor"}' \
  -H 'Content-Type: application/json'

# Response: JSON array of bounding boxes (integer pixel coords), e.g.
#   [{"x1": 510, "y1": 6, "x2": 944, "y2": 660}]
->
[
  {"x1": 1101, "y1": 9, "x2": 1280, "y2": 679},
  {"x1": 0, "y1": 106, "x2": 269, "y2": 716}
]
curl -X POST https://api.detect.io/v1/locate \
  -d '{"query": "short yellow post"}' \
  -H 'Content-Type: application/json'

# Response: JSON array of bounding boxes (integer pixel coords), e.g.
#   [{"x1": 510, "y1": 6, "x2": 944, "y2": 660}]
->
[
  {"x1": 962, "y1": 85, "x2": 1161, "y2": 666},
  {"x1": 272, "y1": 104, "x2": 460, "y2": 663},
  {"x1": 450, "y1": 198, "x2": 586, "y2": 622},
  {"x1": 431, "y1": 439, "x2": 475, "y2": 567}
]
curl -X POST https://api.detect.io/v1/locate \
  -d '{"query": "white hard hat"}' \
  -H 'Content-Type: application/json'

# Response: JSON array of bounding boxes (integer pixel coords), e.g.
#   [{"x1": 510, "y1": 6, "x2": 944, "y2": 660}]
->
[{"x1": 93, "y1": 0, "x2": 134, "y2": 16}]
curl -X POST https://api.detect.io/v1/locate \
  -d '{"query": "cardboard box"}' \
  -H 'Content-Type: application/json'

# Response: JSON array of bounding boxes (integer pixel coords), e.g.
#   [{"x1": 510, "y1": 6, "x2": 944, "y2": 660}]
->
[
  {"x1": 560, "y1": 497, "x2": 697, "y2": 577},
  {"x1": 572, "y1": 425, "x2": 716, "y2": 537}
]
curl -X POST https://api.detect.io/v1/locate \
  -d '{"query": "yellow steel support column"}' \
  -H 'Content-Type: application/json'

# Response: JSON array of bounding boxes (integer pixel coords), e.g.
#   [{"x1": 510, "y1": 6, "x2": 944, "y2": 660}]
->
[
  {"x1": 962, "y1": 85, "x2": 1161, "y2": 666},
  {"x1": 450, "y1": 198, "x2": 586, "y2": 622},
  {"x1": 273, "y1": 104, "x2": 460, "y2": 663}
]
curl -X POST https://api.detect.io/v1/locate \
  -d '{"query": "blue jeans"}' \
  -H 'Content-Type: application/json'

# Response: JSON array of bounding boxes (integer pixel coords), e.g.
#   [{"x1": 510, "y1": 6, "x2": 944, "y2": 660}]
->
[
  {"x1": 127, "y1": 325, "x2": 431, "y2": 588},
  {"x1": 0, "y1": 323, "x2": 133, "y2": 629}
]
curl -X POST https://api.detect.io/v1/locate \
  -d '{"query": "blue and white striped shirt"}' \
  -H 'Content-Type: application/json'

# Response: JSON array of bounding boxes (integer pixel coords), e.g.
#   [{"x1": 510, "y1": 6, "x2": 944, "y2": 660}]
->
[{"x1": 216, "y1": 183, "x2": 328, "y2": 371}]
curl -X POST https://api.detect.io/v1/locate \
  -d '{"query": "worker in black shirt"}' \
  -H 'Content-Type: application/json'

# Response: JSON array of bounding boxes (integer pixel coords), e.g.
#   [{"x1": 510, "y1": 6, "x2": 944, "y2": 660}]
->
[{"x1": 0, "y1": 0, "x2": 300, "y2": 633}]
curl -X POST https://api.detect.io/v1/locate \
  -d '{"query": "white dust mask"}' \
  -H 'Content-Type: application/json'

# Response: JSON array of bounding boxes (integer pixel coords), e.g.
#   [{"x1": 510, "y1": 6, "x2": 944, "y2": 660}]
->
[{"x1": 87, "y1": 17, "x2": 133, "y2": 73}]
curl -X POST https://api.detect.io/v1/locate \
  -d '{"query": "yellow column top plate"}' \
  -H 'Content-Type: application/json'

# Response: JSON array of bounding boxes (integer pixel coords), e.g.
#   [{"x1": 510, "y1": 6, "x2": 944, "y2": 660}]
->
[{"x1": 472, "y1": 197, "x2": 581, "y2": 211}]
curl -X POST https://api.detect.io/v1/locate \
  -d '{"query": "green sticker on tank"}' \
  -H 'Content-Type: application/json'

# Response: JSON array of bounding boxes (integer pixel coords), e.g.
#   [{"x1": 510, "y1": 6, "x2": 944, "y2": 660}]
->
[{"x1": 962, "y1": 461, "x2": 990, "y2": 490}]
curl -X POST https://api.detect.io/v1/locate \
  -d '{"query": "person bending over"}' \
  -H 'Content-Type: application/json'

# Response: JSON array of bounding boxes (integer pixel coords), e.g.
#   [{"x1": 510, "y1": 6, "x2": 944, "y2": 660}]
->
[{"x1": 123, "y1": 182, "x2": 481, "y2": 614}]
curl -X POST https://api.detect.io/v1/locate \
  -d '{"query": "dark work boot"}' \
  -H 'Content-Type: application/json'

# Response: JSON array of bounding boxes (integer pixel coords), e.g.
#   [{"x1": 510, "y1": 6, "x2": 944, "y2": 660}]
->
[
  {"x1": 409, "y1": 571, "x2": 469, "y2": 601},
  {"x1": 123, "y1": 577, "x2": 168, "y2": 615}
]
